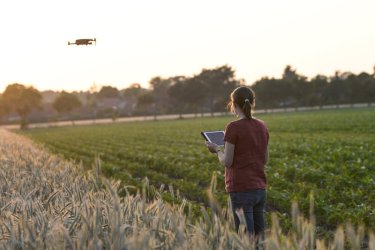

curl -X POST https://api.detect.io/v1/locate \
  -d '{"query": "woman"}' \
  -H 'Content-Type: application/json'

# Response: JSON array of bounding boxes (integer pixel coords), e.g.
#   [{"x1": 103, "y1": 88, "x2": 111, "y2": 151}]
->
[{"x1": 206, "y1": 86, "x2": 269, "y2": 238}]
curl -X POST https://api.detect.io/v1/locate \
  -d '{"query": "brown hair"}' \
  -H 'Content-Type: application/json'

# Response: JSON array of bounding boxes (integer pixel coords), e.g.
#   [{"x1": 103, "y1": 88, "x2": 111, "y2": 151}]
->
[{"x1": 228, "y1": 86, "x2": 255, "y2": 119}]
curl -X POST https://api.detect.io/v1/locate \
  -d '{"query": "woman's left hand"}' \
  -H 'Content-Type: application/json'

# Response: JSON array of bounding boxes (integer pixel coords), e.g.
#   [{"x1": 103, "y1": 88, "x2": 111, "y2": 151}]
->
[{"x1": 206, "y1": 141, "x2": 219, "y2": 153}]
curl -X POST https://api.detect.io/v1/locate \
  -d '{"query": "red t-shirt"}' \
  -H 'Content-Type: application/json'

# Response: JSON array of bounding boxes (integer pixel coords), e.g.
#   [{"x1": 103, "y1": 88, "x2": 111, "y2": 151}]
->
[{"x1": 224, "y1": 118, "x2": 269, "y2": 192}]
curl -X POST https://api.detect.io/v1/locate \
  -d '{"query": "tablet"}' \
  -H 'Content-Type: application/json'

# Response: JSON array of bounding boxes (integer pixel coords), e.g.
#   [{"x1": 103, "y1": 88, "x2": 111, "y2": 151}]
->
[{"x1": 201, "y1": 130, "x2": 225, "y2": 146}]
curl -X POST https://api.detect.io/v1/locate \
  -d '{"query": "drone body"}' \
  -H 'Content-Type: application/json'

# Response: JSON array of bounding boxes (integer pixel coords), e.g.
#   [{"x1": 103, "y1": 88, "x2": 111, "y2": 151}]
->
[{"x1": 68, "y1": 38, "x2": 96, "y2": 46}]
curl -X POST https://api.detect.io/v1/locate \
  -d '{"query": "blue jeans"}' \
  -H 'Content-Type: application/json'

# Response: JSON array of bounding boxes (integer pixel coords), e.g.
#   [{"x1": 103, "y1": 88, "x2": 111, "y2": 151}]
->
[{"x1": 230, "y1": 189, "x2": 266, "y2": 236}]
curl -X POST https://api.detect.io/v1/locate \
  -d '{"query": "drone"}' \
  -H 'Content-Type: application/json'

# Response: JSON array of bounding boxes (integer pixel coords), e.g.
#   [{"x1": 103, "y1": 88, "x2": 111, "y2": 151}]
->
[{"x1": 68, "y1": 38, "x2": 96, "y2": 46}]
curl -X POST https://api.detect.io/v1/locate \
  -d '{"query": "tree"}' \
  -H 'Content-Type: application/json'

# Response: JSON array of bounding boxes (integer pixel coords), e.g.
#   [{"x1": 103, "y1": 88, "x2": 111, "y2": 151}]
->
[
  {"x1": 168, "y1": 77, "x2": 195, "y2": 115},
  {"x1": 136, "y1": 91, "x2": 155, "y2": 115},
  {"x1": 85, "y1": 92, "x2": 98, "y2": 122},
  {"x1": 121, "y1": 83, "x2": 148, "y2": 116},
  {"x1": 252, "y1": 77, "x2": 281, "y2": 108},
  {"x1": 0, "y1": 95, "x2": 8, "y2": 124},
  {"x1": 326, "y1": 71, "x2": 350, "y2": 105},
  {"x1": 181, "y1": 77, "x2": 207, "y2": 114},
  {"x1": 168, "y1": 76, "x2": 206, "y2": 115},
  {"x1": 2, "y1": 83, "x2": 42, "y2": 129},
  {"x1": 53, "y1": 91, "x2": 82, "y2": 125},
  {"x1": 282, "y1": 65, "x2": 299, "y2": 82},
  {"x1": 310, "y1": 75, "x2": 328, "y2": 106},
  {"x1": 122, "y1": 83, "x2": 145, "y2": 98},
  {"x1": 195, "y1": 65, "x2": 241, "y2": 113},
  {"x1": 97, "y1": 86, "x2": 120, "y2": 99},
  {"x1": 352, "y1": 72, "x2": 374, "y2": 103},
  {"x1": 252, "y1": 65, "x2": 312, "y2": 108},
  {"x1": 280, "y1": 65, "x2": 309, "y2": 107},
  {"x1": 149, "y1": 77, "x2": 174, "y2": 114}
]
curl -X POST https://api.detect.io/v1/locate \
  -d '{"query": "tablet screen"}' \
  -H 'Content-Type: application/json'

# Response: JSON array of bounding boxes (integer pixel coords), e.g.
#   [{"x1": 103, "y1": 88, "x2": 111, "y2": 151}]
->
[{"x1": 201, "y1": 131, "x2": 225, "y2": 146}]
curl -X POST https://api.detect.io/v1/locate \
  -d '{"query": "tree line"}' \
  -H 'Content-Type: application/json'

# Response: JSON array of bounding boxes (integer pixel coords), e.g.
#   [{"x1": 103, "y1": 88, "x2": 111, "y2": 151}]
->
[
  {"x1": 252, "y1": 65, "x2": 375, "y2": 109},
  {"x1": 1, "y1": 65, "x2": 375, "y2": 129}
]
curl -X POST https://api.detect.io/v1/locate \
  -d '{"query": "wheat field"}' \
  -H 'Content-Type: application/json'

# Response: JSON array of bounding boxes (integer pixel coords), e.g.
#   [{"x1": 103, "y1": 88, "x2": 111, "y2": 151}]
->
[{"x1": 0, "y1": 129, "x2": 374, "y2": 249}]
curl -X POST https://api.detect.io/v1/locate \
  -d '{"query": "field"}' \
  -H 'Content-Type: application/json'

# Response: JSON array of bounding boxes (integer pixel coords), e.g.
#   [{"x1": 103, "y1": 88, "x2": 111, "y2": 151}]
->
[
  {"x1": 21, "y1": 108, "x2": 375, "y2": 234},
  {"x1": 3, "y1": 129, "x2": 375, "y2": 249}
]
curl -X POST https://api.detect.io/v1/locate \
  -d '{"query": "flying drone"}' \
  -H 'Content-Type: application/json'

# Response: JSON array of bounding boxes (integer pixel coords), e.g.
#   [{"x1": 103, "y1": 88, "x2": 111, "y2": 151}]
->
[{"x1": 68, "y1": 38, "x2": 96, "y2": 46}]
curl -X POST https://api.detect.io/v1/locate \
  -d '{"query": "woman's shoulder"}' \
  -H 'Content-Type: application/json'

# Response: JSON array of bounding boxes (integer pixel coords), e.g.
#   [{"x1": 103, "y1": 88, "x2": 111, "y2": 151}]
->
[
  {"x1": 226, "y1": 119, "x2": 244, "y2": 127},
  {"x1": 252, "y1": 117, "x2": 269, "y2": 132},
  {"x1": 225, "y1": 119, "x2": 243, "y2": 132},
  {"x1": 225, "y1": 120, "x2": 237, "y2": 129},
  {"x1": 252, "y1": 117, "x2": 267, "y2": 125},
  {"x1": 227, "y1": 118, "x2": 267, "y2": 128}
]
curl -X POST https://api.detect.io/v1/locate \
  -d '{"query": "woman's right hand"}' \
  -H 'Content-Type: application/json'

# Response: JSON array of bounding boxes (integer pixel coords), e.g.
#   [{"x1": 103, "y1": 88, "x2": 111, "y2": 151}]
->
[{"x1": 205, "y1": 141, "x2": 219, "y2": 153}]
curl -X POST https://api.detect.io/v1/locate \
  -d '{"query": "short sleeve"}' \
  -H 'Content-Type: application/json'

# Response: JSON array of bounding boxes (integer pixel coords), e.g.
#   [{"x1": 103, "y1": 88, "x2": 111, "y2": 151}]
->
[
  {"x1": 263, "y1": 122, "x2": 269, "y2": 145},
  {"x1": 224, "y1": 122, "x2": 237, "y2": 145}
]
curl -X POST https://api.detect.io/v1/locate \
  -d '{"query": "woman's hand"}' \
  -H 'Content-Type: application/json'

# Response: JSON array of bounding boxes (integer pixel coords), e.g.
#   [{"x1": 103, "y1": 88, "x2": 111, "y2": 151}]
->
[{"x1": 206, "y1": 141, "x2": 219, "y2": 153}]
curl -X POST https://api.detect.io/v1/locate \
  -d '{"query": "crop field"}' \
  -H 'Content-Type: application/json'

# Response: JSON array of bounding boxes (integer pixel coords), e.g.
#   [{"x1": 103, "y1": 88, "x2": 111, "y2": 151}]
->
[
  {"x1": 3, "y1": 129, "x2": 375, "y2": 249},
  {"x1": 21, "y1": 108, "x2": 375, "y2": 234}
]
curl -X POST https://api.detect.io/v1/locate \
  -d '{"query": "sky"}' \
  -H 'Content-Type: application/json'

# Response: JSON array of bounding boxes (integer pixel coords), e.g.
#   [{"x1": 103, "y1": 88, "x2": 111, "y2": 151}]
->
[{"x1": 1, "y1": 0, "x2": 375, "y2": 92}]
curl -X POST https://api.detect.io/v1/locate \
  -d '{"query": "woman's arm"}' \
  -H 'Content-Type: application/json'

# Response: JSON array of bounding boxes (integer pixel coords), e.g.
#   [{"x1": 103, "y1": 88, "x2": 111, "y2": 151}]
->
[
  {"x1": 217, "y1": 142, "x2": 234, "y2": 167},
  {"x1": 206, "y1": 141, "x2": 235, "y2": 168}
]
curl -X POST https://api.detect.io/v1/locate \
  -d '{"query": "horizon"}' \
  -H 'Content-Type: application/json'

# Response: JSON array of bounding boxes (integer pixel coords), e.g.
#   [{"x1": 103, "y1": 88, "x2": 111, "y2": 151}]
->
[
  {"x1": 2, "y1": 64, "x2": 375, "y2": 94},
  {"x1": 1, "y1": 0, "x2": 375, "y2": 93}
]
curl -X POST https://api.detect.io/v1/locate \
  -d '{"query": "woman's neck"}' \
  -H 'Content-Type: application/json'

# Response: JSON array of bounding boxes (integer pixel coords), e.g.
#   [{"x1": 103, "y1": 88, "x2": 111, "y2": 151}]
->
[
  {"x1": 237, "y1": 112, "x2": 247, "y2": 119},
  {"x1": 235, "y1": 107, "x2": 247, "y2": 119}
]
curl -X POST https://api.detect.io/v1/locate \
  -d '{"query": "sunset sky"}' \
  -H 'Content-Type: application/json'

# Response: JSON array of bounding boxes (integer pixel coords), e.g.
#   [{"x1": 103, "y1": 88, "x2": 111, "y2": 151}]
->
[{"x1": 1, "y1": 0, "x2": 375, "y2": 92}]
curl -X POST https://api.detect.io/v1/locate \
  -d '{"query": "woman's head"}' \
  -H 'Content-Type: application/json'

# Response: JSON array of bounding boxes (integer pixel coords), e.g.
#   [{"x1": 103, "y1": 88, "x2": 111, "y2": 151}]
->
[{"x1": 229, "y1": 86, "x2": 255, "y2": 119}]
